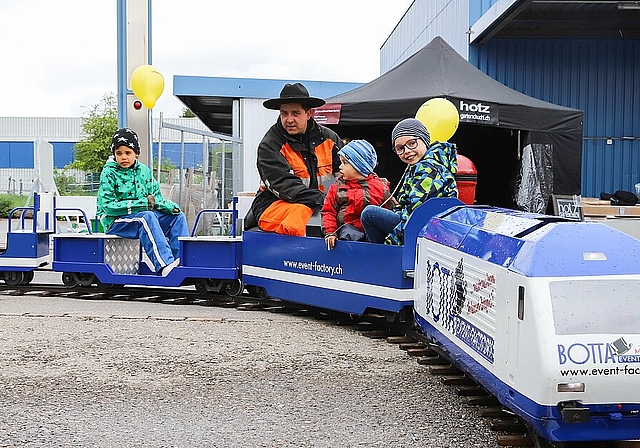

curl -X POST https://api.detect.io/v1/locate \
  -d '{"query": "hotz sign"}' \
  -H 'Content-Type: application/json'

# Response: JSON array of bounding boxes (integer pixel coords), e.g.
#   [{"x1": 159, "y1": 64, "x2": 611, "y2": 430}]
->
[{"x1": 454, "y1": 98, "x2": 498, "y2": 125}]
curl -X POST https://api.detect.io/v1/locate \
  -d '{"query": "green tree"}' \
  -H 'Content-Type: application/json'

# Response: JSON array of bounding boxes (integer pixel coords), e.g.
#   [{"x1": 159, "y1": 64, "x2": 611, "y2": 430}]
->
[
  {"x1": 181, "y1": 107, "x2": 196, "y2": 118},
  {"x1": 69, "y1": 93, "x2": 118, "y2": 173}
]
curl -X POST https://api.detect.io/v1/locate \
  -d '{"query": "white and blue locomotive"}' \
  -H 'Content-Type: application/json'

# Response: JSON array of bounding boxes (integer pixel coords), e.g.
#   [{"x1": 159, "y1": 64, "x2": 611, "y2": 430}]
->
[
  {"x1": 413, "y1": 203, "x2": 640, "y2": 443},
  {"x1": 1, "y1": 192, "x2": 639, "y2": 444}
]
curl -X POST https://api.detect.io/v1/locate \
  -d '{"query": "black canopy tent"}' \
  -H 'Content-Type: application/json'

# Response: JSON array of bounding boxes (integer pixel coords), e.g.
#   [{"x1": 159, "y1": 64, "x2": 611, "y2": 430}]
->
[{"x1": 323, "y1": 37, "x2": 584, "y2": 211}]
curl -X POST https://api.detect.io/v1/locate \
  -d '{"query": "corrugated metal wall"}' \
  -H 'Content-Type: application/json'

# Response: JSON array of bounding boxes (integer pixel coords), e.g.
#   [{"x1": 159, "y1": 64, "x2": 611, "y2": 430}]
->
[
  {"x1": 0, "y1": 117, "x2": 216, "y2": 170},
  {"x1": 380, "y1": 0, "x2": 470, "y2": 72},
  {"x1": 0, "y1": 117, "x2": 210, "y2": 142},
  {"x1": 473, "y1": 38, "x2": 640, "y2": 197},
  {"x1": 0, "y1": 142, "x2": 34, "y2": 167},
  {"x1": 468, "y1": 0, "x2": 519, "y2": 25},
  {"x1": 469, "y1": 0, "x2": 502, "y2": 23},
  {"x1": 0, "y1": 117, "x2": 84, "y2": 140}
]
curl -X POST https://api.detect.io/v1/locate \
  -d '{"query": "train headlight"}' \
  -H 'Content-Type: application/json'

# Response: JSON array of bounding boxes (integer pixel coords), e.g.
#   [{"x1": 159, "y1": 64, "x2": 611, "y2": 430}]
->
[{"x1": 557, "y1": 382, "x2": 585, "y2": 392}]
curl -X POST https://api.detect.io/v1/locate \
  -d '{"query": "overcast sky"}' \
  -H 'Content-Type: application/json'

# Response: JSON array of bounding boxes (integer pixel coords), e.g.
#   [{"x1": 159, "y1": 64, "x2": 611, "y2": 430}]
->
[{"x1": 0, "y1": 0, "x2": 412, "y2": 118}]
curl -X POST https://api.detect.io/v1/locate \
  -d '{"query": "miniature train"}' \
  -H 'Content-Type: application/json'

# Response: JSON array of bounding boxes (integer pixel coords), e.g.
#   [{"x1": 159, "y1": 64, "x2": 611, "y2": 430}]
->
[{"x1": 1, "y1": 192, "x2": 639, "y2": 445}]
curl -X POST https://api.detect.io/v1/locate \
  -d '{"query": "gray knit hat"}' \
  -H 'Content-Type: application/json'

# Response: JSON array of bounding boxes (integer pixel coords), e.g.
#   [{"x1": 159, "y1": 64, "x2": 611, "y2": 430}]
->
[
  {"x1": 391, "y1": 118, "x2": 431, "y2": 147},
  {"x1": 339, "y1": 139, "x2": 377, "y2": 177}
]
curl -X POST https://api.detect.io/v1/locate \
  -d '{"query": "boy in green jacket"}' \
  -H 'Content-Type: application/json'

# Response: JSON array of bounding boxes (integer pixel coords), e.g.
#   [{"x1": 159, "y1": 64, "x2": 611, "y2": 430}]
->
[
  {"x1": 96, "y1": 128, "x2": 188, "y2": 276},
  {"x1": 360, "y1": 118, "x2": 458, "y2": 245}
]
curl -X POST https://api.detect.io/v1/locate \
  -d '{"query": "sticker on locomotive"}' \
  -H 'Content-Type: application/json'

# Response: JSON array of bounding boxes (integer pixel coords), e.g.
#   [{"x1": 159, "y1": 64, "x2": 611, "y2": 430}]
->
[
  {"x1": 610, "y1": 337, "x2": 632, "y2": 355},
  {"x1": 557, "y1": 337, "x2": 638, "y2": 366},
  {"x1": 282, "y1": 259, "x2": 343, "y2": 276},
  {"x1": 423, "y1": 258, "x2": 496, "y2": 363}
]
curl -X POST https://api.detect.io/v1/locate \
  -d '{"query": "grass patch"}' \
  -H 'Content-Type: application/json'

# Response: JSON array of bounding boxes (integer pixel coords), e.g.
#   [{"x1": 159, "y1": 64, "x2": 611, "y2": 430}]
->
[{"x1": 0, "y1": 194, "x2": 30, "y2": 218}]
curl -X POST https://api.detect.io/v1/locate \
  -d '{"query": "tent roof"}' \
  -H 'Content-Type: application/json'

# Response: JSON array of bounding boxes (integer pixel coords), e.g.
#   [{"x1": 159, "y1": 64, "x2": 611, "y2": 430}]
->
[{"x1": 328, "y1": 36, "x2": 583, "y2": 134}]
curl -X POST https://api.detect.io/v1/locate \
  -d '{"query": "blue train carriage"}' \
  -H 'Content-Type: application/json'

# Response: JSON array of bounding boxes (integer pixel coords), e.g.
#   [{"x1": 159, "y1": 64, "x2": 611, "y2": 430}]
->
[
  {"x1": 52, "y1": 200, "x2": 242, "y2": 294},
  {"x1": 0, "y1": 192, "x2": 54, "y2": 286},
  {"x1": 242, "y1": 198, "x2": 464, "y2": 320},
  {"x1": 413, "y1": 204, "x2": 640, "y2": 443}
]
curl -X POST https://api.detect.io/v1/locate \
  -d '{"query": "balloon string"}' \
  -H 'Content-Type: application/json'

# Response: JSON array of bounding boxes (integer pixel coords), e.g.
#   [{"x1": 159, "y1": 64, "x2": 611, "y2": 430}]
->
[{"x1": 380, "y1": 164, "x2": 409, "y2": 208}]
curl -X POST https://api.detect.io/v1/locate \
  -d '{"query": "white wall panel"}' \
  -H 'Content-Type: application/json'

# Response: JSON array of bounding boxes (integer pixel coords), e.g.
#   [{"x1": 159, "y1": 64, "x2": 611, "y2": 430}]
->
[{"x1": 240, "y1": 98, "x2": 278, "y2": 192}]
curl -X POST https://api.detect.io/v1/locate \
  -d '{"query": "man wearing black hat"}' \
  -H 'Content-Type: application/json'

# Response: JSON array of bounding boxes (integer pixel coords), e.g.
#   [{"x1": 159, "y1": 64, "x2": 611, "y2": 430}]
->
[{"x1": 248, "y1": 82, "x2": 343, "y2": 236}]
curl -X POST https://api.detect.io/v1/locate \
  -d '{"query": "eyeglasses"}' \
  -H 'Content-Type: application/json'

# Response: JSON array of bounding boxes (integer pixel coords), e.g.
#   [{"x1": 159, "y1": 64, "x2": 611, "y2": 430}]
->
[{"x1": 393, "y1": 138, "x2": 419, "y2": 155}]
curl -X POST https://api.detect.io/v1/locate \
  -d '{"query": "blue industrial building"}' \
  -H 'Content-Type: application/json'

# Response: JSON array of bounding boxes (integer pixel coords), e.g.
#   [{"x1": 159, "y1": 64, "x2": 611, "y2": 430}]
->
[
  {"x1": 175, "y1": 1, "x2": 638, "y2": 206},
  {"x1": 0, "y1": 140, "x2": 204, "y2": 170},
  {"x1": 377, "y1": 0, "x2": 639, "y2": 198},
  {"x1": 0, "y1": 117, "x2": 218, "y2": 197},
  {"x1": 0, "y1": 117, "x2": 215, "y2": 172}
]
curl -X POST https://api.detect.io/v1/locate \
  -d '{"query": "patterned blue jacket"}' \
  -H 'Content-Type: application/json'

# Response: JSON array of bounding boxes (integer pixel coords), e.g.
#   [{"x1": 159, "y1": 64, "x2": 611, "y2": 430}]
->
[{"x1": 385, "y1": 142, "x2": 458, "y2": 245}]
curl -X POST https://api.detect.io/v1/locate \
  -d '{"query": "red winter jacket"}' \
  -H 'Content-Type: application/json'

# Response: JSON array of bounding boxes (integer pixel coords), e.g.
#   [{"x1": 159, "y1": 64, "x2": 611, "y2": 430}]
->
[{"x1": 321, "y1": 174, "x2": 392, "y2": 235}]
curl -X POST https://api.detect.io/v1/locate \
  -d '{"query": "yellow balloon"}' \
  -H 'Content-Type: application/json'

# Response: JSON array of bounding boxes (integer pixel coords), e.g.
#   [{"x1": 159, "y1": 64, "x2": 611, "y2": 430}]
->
[
  {"x1": 130, "y1": 65, "x2": 164, "y2": 109},
  {"x1": 415, "y1": 98, "x2": 459, "y2": 143}
]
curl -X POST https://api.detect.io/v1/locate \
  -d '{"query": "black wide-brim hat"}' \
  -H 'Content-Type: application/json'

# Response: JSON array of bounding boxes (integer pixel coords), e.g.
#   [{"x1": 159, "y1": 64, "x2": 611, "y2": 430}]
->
[{"x1": 263, "y1": 82, "x2": 326, "y2": 110}]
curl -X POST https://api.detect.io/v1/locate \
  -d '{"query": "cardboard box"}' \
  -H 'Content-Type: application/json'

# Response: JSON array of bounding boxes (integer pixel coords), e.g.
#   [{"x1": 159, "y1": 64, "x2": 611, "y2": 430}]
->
[{"x1": 581, "y1": 197, "x2": 640, "y2": 217}]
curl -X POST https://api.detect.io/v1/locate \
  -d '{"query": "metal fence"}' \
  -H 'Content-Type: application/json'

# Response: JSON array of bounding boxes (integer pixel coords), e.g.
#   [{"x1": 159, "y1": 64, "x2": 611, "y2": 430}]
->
[
  {"x1": 157, "y1": 115, "x2": 241, "y2": 209},
  {"x1": 156, "y1": 116, "x2": 241, "y2": 233},
  {"x1": 0, "y1": 169, "x2": 33, "y2": 195},
  {"x1": 0, "y1": 168, "x2": 97, "y2": 197},
  {"x1": 1, "y1": 118, "x2": 242, "y2": 235}
]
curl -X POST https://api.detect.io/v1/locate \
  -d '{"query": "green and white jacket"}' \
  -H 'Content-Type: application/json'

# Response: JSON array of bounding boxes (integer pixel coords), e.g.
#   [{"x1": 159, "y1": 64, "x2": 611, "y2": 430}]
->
[
  {"x1": 96, "y1": 158, "x2": 181, "y2": 231},
  {"x1": 385, "y1": 141, "x2": 458, "y2": 245}
]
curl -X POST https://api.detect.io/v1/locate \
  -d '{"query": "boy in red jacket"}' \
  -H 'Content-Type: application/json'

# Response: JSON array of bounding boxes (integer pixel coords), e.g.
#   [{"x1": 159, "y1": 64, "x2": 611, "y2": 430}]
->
[{"x1": 322, "y1": 139, "x2": 393, "y2": 249}]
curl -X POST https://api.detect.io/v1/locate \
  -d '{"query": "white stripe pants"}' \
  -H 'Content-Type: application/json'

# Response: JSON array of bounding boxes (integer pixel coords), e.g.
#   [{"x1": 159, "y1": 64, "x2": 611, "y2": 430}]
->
[{"x1": 108, "y1": 210, "x2": 189, "y2": 272}]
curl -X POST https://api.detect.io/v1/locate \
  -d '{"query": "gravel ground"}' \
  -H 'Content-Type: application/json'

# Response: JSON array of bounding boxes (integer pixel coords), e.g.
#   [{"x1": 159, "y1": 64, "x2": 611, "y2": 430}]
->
[{"x1": 0, "y1": 282, "x2": 500, "y2": 448}]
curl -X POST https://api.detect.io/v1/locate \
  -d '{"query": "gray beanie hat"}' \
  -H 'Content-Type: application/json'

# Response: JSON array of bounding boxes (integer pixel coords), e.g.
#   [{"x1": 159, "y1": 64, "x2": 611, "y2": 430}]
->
[
  {"x1": 391, "y1": 118, "x2": 431, "y2": 148},
  {"x1": 338, "y1": 139, "x2": 377, "y2": 177}
]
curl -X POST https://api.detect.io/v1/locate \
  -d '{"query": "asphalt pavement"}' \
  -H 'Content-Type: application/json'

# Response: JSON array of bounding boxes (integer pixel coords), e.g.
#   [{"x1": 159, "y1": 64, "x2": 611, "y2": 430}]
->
[{"x1": 0, "y1": 270, "x2": 499, "y2": 448}]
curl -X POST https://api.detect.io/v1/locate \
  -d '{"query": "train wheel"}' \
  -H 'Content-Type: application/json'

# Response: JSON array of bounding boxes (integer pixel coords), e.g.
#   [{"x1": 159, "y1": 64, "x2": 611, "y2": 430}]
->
[
  {"x1": 22, "y1": 271, "x2": 34, "y2": 285},
  {"x1": 195, "y1": 280, "x2": 208, "y2": 294},
  {"x1": 76, "y1": 273, "x2": 96, "y2": 287},
  {"x1": 225, "y1": 279, "x2": 244, "y2": 297},
  {"x1": 246, "y1": 285, "x2": 267, "y2": 299},
  {"x1": 4, "y1": 271, "x2": 26, "y2": 286},
  {"x1": 62, "y1": 273, "x2": 77, "y2": 288}
]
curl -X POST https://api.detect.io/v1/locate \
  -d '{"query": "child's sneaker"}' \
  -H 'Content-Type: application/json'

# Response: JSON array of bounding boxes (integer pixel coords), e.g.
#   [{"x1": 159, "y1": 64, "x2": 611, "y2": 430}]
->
[{"x1": 161, "y1": 258, "x2": 180, "y2": 277}]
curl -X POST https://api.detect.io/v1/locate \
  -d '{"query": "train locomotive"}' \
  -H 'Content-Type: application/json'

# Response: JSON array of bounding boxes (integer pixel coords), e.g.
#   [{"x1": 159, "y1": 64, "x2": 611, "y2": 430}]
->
[
  {"x1": 414, "y1": 202, "x2": 640, "y2": 443},
  {"x1": 1, "y1": 192, "x2": 640, "y2": 444}
]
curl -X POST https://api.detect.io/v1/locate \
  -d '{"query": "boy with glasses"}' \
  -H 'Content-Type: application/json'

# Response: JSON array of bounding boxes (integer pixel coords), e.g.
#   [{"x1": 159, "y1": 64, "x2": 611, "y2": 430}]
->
[{"x1": 361, "y1": 118, "x2": 458, "y2": 245}]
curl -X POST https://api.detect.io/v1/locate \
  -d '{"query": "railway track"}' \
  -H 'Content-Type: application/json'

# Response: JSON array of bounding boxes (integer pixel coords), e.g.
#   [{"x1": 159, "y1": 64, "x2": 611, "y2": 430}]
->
[{"x1": 1, "y1": 281, "x2": 637, "y2": 448}]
